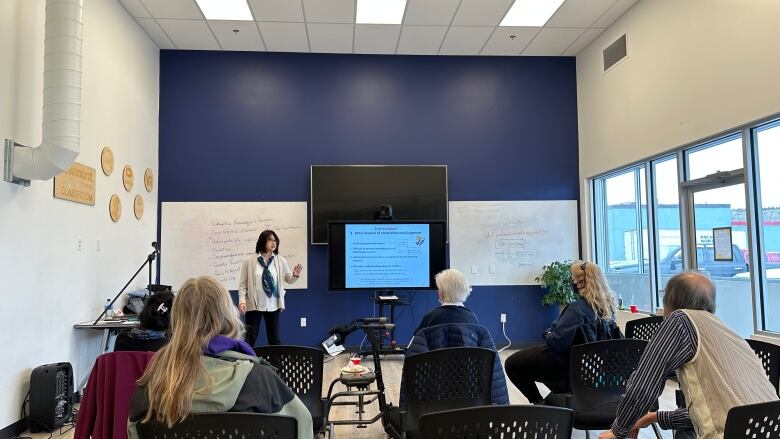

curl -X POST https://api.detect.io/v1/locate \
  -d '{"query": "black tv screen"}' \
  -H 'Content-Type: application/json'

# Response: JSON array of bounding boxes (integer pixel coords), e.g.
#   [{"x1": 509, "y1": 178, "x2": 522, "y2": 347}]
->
[
  {"x1": 310, "y1": 165, "x2": 448, "y2": 244},
  {"x1": 328, "y1": 221, "x2": 448, "y2": 291}
]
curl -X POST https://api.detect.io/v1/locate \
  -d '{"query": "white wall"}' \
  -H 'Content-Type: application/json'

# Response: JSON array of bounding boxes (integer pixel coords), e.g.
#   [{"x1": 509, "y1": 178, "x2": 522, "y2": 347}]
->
[
  {"x1": 576, "y1": 0, "x2": 780, "y2": 259},
  {"x1": 0, "y1": 0, "x2": 159, "y2": 430}
]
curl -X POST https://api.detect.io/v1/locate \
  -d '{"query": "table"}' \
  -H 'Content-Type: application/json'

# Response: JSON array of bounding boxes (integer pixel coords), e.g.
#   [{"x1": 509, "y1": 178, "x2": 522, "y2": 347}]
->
[{"x1": 73, "y1": 319, "x2": 139, "y2": 394}]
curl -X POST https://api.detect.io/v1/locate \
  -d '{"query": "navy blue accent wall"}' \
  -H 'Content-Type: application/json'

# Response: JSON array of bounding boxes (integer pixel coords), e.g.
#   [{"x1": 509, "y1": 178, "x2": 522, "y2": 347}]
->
[{"x1": 159, "y1": 51, "x2": 578, "y2": 348}]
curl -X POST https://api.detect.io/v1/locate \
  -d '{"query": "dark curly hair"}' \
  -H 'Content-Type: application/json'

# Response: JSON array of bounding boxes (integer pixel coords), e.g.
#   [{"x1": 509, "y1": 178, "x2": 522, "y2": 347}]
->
[{"x1": 255, "y1": 230, "x2": 280, "y2": 255}]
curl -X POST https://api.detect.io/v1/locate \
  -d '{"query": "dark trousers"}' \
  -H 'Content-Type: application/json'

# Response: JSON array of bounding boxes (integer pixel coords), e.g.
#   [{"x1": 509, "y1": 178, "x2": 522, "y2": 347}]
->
[
  {"x1": 245, "y1": 310, "x2": 281, "y2": 347},
  {"x1": 504, "y1": 344, "x2": 568, "y2": 404}
]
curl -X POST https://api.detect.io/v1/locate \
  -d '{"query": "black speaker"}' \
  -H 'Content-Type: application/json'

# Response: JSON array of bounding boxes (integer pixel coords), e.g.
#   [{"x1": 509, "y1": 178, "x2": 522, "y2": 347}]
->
[{"x1": 29, "y1": 362, "x2": 73, "y2": 432}]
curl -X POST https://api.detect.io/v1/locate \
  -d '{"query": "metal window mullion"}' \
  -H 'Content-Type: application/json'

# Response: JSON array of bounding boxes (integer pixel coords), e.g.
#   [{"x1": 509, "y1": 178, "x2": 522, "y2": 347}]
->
[
  {"x1": 646, "y1": 161, "x2": 658, "y2": 313},
  {"x1": 593, "y1": 178, "x2": 607, "y2": 266},
  {"x1": 744, "y1": 127, "x2": 764, "y2": 334},
  {"x1": 634, "y1": 168, "x2": 644, "y2": 268},
  {"x1": 679, "y1": 151, "x2": 695, "y2": 272}
]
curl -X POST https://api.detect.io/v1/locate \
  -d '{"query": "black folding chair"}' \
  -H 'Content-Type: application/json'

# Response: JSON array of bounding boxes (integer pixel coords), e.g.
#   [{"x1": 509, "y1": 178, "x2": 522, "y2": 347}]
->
[
  {"x1": 419, "y1": 405, "x2": 574, "y2": 439},
  {"x1": 723, "y1": 400, "x2": 780, "y2": 439},
  {"x1": 558, "y1": 339, "x2": 662, "y2": 439},
  {"x1": 384, "y1": 347, "x2": 496, "y2": 439},
  {"x1": 625, "y1": 316, "x2": 664, "y2": 341},
  {"x1": 254, "y1": 345, "x2": 327, "y2": 433},
  {"x1": 136, "y1": 412, "x2": 297, "y2": 439},
  {"x1": 746, "y1": 339, "x2": 780, "y2": 396}
]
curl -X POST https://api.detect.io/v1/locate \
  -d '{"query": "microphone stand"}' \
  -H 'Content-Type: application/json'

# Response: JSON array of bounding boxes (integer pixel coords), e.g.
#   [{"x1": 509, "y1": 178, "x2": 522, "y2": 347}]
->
[{"x1": 92, "y1": 244, "x2": 159, "y2": 325}]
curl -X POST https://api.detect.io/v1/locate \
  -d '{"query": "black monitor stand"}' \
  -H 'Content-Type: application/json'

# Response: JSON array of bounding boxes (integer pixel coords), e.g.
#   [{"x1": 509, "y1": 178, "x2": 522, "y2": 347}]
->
[{"x1": 359, "y1": 290, "x2": 408, "y2": 357}]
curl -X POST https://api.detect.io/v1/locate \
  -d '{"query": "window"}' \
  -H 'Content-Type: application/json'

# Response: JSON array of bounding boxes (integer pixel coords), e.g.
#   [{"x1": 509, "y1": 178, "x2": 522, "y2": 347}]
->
[
  {"x1": 595, "y1": 168, "x2": 652, "y2": 312},
  {"x1": 754, "y1": 120, "x2": 780, "y2": 333},
  {"x1": 591, "y1": 116, "x2": 780, "y2": 339},
  {"x1": 652, "y1": 156, "x2": 683, "y2": 307}
]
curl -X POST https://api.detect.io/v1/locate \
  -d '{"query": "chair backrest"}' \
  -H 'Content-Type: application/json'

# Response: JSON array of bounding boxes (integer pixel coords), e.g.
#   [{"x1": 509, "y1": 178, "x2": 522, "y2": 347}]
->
[
  {"x1": 625, "y1": 315, "x2": 664, "y2": 341},
  {"x1": 253, "y1": 345, "x2": 324, "y2": 413},
  {"x1": 136, "y1": 412, "x2": 297, "y2": 439},
  {"x1": 746, "y1": 339, "x2": 780, "y2": 395},
  {"x1": 723, "y1": 400, "x2": 780, "y2": 439},
  {"x1": 419, "y1": 405, "x2": 574, "y2": 439},
  {"x1": 403, "y1": 347, "x2": 495, "y2": 431},
  {"x1": 569, "y1": 339, "x2": 648, "y2": 411}
]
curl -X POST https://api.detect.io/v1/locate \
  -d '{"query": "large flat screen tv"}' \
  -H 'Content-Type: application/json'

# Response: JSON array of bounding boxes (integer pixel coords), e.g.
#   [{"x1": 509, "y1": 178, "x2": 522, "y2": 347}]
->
[
  {"x1": 328, "y1": 221, "x2": 448, "y2": 291},
  {"x1": 310, "y1": 165, "x2": 448, "y2": 244}
]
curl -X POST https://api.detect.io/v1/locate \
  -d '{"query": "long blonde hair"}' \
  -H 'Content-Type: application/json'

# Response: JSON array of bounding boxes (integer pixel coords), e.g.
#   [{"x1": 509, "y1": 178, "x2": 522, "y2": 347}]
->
[
  {"x1": 138, "y1": 276, "x2": 244, "y2": 427},
  {"x1": 570, "y1": 260, "x2": 617, "y2": 320}
]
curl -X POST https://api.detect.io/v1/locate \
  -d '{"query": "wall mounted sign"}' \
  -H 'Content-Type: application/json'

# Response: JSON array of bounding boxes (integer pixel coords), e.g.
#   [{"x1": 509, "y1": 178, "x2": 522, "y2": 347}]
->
[
  {"x1": 122, "y1": 165, "x2": 134, "y2": 191},
  {"x1": 53, "y1": 162, "x2": 96, "y2": 206},
  {"x1": 144, "y1": 168, "x2": 154, "y2": 192},
  {"x1": 100, "y1": 147, "x2": 114, "y2": 176},
  {"x1": 109, "y1": 194, "x2": 122, "y2": 222},
  {"x1": 134, "y1": 194, "x2": 144, "y2": 220}
]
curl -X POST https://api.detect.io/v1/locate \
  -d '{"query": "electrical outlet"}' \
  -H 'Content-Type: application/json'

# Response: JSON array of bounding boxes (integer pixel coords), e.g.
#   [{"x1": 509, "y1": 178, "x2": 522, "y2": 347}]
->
[
  {"x1": 76, "y1": 237, "x2": 84, "y2": 252},
  {"x1": 95, "y1": 239, "x2": 101, "y2": 252},
  {"x1": 500, "y1": 313, "x2": 507, "y2": 323},
  {"x1": 489, "y1": 264, "x2": 496, "y2": 274},
  {"x1": 300, "y1": 317, "x2": 307, "y2": 327},
  {"x1": 471, "y1": 265, "x2": 478, "y2": 274}
]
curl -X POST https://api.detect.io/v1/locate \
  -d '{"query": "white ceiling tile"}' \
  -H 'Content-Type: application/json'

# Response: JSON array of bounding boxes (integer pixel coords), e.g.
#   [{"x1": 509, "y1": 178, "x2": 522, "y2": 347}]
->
[
  {"x1": 140, "y1": 0, "x2": 203, "y2": 19},
  {"x1": 546, "y1": 0, "x2": 617, "y2": 27},
  {"x1": 119, "y1": 0, "x2": 151, "y2": 18},
  {"x1": 481, "y1": 27, "x2": 538, "y2": 56},
  {"x1": 439, "y1": 26, "x2": 494, "y2": 55},
  {"x1": 354, "y1": 24, "x2": 402, "y2": 54},
  {"x1": 259, "y1": 22, "x2": 310, "y2": 52},
  {"x1": 592, "y1": 0, "x2": 638, "y2": 28},
  {"x1": 248, "y1": 0, "x2": 304, "y2": 22},
  {"x1": 522, "y1": 27, "x2": 585, "y2": 56},
  {"x1": 136, "y1": 18, "x2": 176, "y2": 49},
  {"x1": 397, "y1": 26, "x2": 447, "y2": 55},
  {"x1": 157, "y1": 19, "x2": 219, "y2": 49},
  {"x1": 404, "y1": 0, "x2": 460, "y2": 26},
  {"x1": 452, "y1": 0, "x2": 513, "y2": 26},
  {"x1": 562, "y1": 27, "x2": 604, "y2": 55},
  {"x1": 303, "y1": 0, "x2": 354, "y2": 23},
  {"x1": 209, "y1": 21, "x2": 265, "y2": 51},
  {"x1": 307, "y1": 23, "x2": 353, "y2": 53}
]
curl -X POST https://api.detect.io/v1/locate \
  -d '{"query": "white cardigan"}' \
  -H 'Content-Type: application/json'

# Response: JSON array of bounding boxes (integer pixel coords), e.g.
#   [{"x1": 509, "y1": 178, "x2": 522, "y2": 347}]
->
[{"x1": 238, "y1": 254, "x2": 298, "y2": 312}]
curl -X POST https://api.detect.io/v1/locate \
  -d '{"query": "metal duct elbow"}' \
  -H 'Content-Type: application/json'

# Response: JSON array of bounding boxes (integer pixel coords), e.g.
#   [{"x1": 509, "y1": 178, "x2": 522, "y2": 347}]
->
[{"x1": 8, "y1": 0, "x2": 82, "y2": 183}]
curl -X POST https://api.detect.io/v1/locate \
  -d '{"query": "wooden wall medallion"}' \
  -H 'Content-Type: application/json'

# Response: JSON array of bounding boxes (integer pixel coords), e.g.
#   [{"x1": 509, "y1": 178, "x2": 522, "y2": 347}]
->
[
  {"x1": 122, "y1": 165, "x2": 134, "y2": 191},
  {"x1": 109, "y1": 194, "x2": 122, "y2": 222},
  {"x1": 144, "y1": 168, "x2": 154, "y2": 192},
  {"x1": 101, "y1": 147, "x2": 114, "y2": 176},
  {"x1": 134, "y1": 194, "x2": 144, "y2": 220}
]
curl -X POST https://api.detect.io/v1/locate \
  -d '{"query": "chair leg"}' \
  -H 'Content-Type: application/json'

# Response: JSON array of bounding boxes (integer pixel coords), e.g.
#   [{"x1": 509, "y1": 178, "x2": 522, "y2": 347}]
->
[{"x1": 651, "y1": 423, "x2": 663, "y2": 439}]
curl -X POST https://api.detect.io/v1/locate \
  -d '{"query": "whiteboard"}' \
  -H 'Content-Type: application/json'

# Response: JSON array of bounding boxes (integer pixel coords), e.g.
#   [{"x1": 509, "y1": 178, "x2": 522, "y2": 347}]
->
[
  {"x1": 449, "y1": 201, "x2": 579, "y2": 286},
  {"x1": 161, "y1": 202, "x2": 308, "y2": 291}
]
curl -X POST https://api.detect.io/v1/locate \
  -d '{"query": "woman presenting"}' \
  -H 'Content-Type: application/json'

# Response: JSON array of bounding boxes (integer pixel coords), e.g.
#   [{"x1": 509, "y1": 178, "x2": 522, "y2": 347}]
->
[{"x1": 238, "y1": 230, "x2": 303, "y2": 346}]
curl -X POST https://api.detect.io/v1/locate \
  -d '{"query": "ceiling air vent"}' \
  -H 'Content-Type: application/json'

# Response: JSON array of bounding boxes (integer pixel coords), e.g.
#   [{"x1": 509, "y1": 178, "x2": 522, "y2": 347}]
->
[{"x1": 603, "y1": 34, "x2": 627, "y2": 72}]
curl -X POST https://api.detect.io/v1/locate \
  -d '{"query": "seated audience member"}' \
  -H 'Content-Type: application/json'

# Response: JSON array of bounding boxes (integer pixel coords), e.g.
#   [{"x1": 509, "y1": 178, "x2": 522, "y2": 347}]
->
[
  {"x1": 114, "y1": 291, "x2": 174, "y2": 352},
  {"x1": 504, "y1": 260, "x2": 620, "y2": 404},
  {"x1": 401, "y1": 268, "x2": 509, "y2": 407},
  {"x1": 414, "y1": 268, "x2": 478, "y2": 333},
  {"x1": 128, "y1": 276, "x2": 312, "y2": 439},
  {"x1": 599, "y1": 272, "x2": 779, "y2": 439}
]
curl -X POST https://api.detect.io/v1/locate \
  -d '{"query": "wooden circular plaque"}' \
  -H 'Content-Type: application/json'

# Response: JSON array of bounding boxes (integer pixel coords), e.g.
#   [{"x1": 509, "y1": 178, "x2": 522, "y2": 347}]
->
[
  {"x1": 144, "y1": 168, "x2": 154, "y2": 192},
  {"x1": 101, "y1": 147, "x2": 114, "y2": 176},
  {"x1": 134, "y1": 194, "x2": 144, "y2": 220},
  {"x1": 109, "y1": 194, "x2": 122, "y2": 222},
  {"x1": 123, "y1": 165, "x2": 134, "y2": 191}
]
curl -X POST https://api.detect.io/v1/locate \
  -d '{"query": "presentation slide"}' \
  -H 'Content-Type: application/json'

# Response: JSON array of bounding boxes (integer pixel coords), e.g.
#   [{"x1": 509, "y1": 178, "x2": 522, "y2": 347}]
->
[{"x1": 345, "y1": 223, "x2": 430, "y2": 288}]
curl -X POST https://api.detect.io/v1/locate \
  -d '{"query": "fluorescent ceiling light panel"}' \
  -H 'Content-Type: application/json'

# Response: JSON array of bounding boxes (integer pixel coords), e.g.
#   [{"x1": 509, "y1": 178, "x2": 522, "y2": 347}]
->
[
  {"x1": 500, "y1": 0, "x2": 565, "y2": 26},
  {"x1": 195, "y1": 0, "x2": 253, "y2": 21},
  {"x1": 356, "y1": 0, "x2": 407, "y2": 24}
]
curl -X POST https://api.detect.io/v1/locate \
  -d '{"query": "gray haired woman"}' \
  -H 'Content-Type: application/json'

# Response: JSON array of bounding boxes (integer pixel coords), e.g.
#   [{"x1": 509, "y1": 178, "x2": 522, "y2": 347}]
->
[{"x1": 413, "y1": 268, "x2": 478, "y2": 334}]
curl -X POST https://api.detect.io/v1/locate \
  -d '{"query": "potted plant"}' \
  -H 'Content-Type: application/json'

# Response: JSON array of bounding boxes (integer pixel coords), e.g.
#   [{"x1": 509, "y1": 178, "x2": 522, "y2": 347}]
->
[{"x1": 535, "y1": 260, "x2": 579, "y2": 312}]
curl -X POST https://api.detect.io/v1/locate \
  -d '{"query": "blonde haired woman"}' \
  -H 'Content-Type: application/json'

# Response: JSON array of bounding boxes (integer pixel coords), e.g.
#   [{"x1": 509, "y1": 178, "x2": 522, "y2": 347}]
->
[
  {"x1": 128, "y1": 276, "x2": 312, "y2": 439},
  {"x1": 504, "y1": 260, "x2": 620, "y2": 404}
]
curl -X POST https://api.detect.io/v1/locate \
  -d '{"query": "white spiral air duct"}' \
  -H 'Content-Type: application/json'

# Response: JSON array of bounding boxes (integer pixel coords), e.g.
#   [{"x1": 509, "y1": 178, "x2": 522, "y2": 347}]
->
[{"x1": 11, "y1": 0, "x2": 82, "y2": 181}]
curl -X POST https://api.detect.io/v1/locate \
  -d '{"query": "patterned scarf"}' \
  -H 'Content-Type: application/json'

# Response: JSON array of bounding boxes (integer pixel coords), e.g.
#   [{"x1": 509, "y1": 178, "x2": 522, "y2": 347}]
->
[{"x1": 258, "y1": 255, "x2": 278, "y2": 298}]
